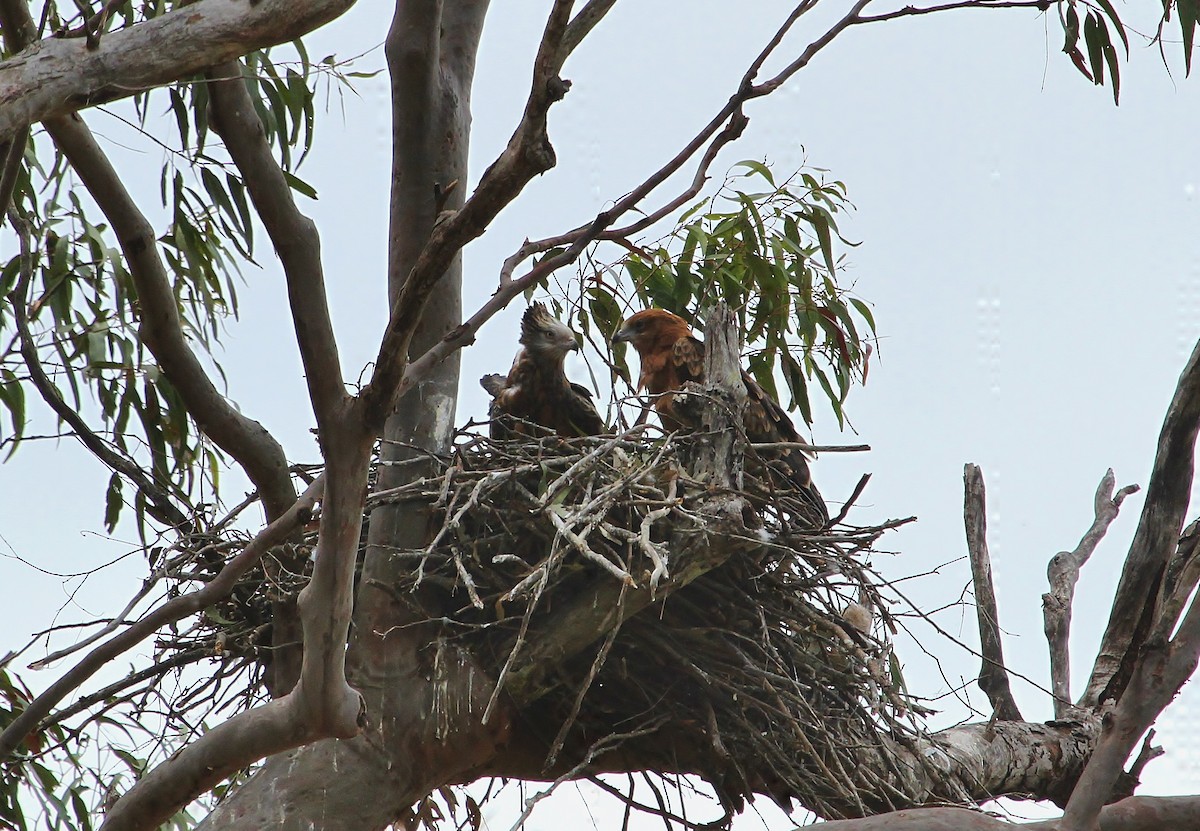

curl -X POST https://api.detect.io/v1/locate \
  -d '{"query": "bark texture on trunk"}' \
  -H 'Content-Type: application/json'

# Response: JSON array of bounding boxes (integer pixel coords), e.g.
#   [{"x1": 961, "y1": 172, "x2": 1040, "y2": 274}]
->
[{"x1": 198, "y1": 3, "x2": 496, "y2": 827}]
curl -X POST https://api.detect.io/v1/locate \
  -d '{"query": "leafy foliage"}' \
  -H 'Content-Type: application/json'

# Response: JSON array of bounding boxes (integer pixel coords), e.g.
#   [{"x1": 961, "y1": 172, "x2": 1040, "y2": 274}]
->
[
  {"x1": 0, "y1": 45, "x2": 322, "y2": 537},
  {"x1": 1061, "y1": 0, "x2": 1128, "y2": 103},
  {"x1": 561, "y1": 163, "x2": 875, "y2": 429}
]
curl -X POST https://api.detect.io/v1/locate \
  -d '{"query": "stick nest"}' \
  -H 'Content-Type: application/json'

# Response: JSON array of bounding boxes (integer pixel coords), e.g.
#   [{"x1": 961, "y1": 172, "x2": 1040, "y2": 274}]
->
[
  {"x1": 181, "y1": 425, "x2": 927, "y2": 819},
  {"x1": 373, "y1": 426, "x2": 924, "y2": 817}
]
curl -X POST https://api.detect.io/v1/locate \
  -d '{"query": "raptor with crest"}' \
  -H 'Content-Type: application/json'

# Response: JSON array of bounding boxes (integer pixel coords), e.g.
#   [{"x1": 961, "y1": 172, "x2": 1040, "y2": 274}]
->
[{"x1": 480, "y1": 303, "x2": 605, "y2": 439}]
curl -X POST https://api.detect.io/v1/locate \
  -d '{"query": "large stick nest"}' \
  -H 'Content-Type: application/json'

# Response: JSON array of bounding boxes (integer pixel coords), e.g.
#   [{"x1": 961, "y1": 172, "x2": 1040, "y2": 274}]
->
[
  {"x1": 179, "y1": 425, "x2": 929, "y2": 819},
  {"x1": 371, "y1": 426, "x2": 926, "y2": 818}
]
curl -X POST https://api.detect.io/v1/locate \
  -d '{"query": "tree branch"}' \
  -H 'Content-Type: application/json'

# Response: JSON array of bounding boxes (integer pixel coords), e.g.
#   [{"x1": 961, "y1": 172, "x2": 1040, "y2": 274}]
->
[
  {"x1": 562, "y1": 0, "x2": 618, "y2": 57},
  {"x1": 1042, "y1": 470, "x2": 1138, "y2": 718},
  {"x1": 1083, "y1": 338, "x2": 1200, "y2": 707},
  {"x1": 852, "y1": 0, "x2": 1053, "y2": 26},
  {"x1": 963, "y1": 464, "x2": 1022, "y2": 721},
  {"x1": 99, "y1": 449, "x2": 370, "y2": 828},
  {"x1": 0, "y1": 0, "x2": 357, "y2": 142},
  {"x1": 207, "y1": 60, "x2": 349, "y2": 431},
  {"x1": 1062, "y1": 586, "x2": 1200, "y2": 829},
  {"x1": 0, "y1": 477, "x2": 322, "y2": 764},
  {"x1": 800, "y1": 795, "x2": 1200, "y2": 829},
  {"x1": 99, "y1": 697, "x2": 307, "y2": 831},
  {"x1": 358, "y1": 0, "x2": 576, "y2": 429}
]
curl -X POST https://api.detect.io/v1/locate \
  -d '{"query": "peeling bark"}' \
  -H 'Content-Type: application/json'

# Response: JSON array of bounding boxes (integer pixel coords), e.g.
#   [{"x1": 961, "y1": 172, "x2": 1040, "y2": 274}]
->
[{"x1": 0, "y1": 0, "x2": 357, "y2": 142}]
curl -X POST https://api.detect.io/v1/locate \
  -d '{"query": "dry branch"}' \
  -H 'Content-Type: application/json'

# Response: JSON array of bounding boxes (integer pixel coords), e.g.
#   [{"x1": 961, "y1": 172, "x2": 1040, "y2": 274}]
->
[
  {"x1": 1043, "y1": 470, "x2": 1138, "y2": 718},
  {"x1": 1085, "y1": 339, "x2": 1200, "y2": 707},
  {"x1": 0, "y1": 478, "x2": 322, "y2": 763},
  {"x1": 963, "y1": 464, "x2": 1021, "y2": 721}
]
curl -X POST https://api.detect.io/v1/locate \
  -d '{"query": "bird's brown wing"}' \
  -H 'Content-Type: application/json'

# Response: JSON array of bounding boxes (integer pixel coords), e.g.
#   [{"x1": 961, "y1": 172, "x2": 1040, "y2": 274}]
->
[
  {"x1": 485, "y1": 353, "x2": 605, "y2": 439},
  {"x1": 671, "y1": 335, "x2": 706, "y2": 382},
  {"x1": 741, "y1": 370, "x2": 828, "y2": 526},
  {"x1": 562, "y1": 382, "x2": 606, "y2": 437},
  {"x1": 652, "y1": 335, "x2": 707, "y2": 431}
]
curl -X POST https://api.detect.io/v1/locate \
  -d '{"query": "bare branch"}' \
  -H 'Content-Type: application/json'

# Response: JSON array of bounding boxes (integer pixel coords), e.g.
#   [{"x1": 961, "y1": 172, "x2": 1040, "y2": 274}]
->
[
  {"x1": 44, "y1": 649, "x2": 210, "y2": 727},
  {"x1": 1084, "y1": 338, "x2": 1200, "y2": 707},
  {"x1": 359, "y1": 0, "x2": 576, "y2": 428},
  {"x1": 963, "y1": 464, "x2": 1021, "y2": 721},
  {"x1": 1150, "y1": 519, "x2": 1200, "y2": 644},
  {"x1": 99, "y1": 449, "x2": 370, "y2": 828},
  {"x1": 0, "y1": 0, "x2": 357, "y2": 142},
  {"x1": 562, "y1": 0, "x2": 618, "y2": 59},
  {"x1": 207, "y1": 61, "x2": 349, "y2": 430},
  {"x1": 853, "y1": 0, "x2": 1053, "y2": 25},
  {"x1": 0, "y1": 478, "x2": 322, "y2": 763},
  {"x1": 100, "y1": 697, "x2": 304, "y2": 831},
  {"x1": 1041, "y1": 470, "x2": 1137, "y2": 718},
  {"x1": 1062, "y1": 588, "x2": 1200, "y2": 829}
]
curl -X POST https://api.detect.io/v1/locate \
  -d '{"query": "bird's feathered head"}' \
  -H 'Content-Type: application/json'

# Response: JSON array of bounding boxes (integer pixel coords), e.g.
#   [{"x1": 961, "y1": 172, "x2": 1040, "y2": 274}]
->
[
  {"x1": 520, "y1": 303, "x2": 579, "y2": 358},
  {"x1": 612, "y1": 308, "x2": 694, "y2": 356}
]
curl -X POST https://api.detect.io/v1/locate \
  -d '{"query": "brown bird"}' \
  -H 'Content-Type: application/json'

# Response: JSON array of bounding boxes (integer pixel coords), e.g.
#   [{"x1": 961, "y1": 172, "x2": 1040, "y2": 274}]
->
[
  {"x1": 613, "y1": 308, "x2": 828, "y2": 526},
  {"x1": 481, "y1": 303, "x2": 605, "y2": 439}
]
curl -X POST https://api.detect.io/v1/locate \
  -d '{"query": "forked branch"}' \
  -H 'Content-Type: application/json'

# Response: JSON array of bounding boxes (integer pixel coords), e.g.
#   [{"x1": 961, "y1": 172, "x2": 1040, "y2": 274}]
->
[{"x1": 1042, "y1": 470, "x2": 1138, "y2": 718}]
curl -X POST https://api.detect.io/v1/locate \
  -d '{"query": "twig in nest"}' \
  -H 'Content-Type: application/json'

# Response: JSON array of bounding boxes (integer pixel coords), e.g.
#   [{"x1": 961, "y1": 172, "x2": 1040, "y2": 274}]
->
[
  {"x1": 547, "y1": 509, "x2": 633, "y2": 585},
  {"x1": 640, "y1": 477, "x2": 678, "y2": 591}
]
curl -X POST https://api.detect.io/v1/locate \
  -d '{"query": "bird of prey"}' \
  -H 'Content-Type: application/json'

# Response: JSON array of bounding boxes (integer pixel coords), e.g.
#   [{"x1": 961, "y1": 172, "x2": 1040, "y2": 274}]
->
[
  {"x1": 613, "y1": 308, "x2": 828, "y2": 526},
  {"x1": 480, "y1": 303, "x2": 605, "y2": 439}
]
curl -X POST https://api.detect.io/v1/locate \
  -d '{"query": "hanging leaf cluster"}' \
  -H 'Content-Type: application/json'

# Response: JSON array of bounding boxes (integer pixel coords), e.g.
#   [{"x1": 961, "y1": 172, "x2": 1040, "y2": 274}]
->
[
  {"x1": 0, "y1": 28, "x2": 326, "y2": 537},
  {"x1": 566, "y1": 162, "x2": 875, "y2": 429}
]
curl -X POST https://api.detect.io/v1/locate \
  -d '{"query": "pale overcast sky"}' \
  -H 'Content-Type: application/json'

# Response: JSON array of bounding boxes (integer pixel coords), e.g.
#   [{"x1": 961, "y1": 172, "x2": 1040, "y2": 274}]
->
[{"x1": 3, "y1": 1, "x2": 1200, "y2": 826}]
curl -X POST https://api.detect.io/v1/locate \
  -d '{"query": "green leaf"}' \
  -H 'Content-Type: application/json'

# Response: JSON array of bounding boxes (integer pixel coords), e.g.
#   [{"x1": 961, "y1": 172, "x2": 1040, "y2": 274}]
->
[
  {"x1": 104, "y1": 473, "x2": 123, "y2": 533},
  {"x1": 1084, "y1": 13, "x2": 1105, "y2": 86},
  {"x1": 810, "y1": 210, "x2": 836, "y2": 276},
  {"x1": 849, "y1": 298, "x2": 877, "y2": 334},
  {"x1": 1181, "y1": 0, "x2": 1198, "y2": 76},
  {"x1": 0, "y1": 376, "x2": 25, "y2": 458},
  {"x1": 1095, "y1": 0, "x2": 1129, "y2": 54},
  {"x1": 1063, "y1": 2, "x2": 1081, "y2": 52},
  {"x1": 1101, "y1": 29, "x2": 1121, "y2": 104},
  {"x1": 283, "y1": 171, "x2": 318, "y2": 200},
  {"x1": 734, "y1": 159, "x2": 775, "y2": 187}
]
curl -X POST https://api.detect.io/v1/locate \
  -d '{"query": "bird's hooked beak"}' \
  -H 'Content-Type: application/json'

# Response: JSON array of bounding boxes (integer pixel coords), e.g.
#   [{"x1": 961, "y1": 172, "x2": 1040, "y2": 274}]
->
[{"x1": 612, "y1": 323, "x2": 633, "y2": 344}]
